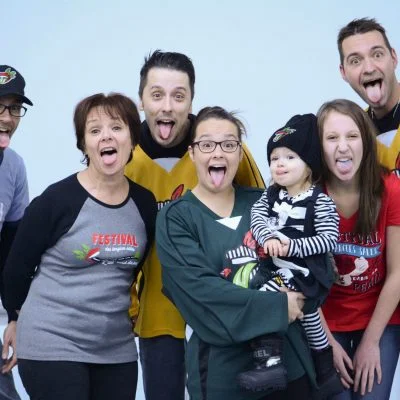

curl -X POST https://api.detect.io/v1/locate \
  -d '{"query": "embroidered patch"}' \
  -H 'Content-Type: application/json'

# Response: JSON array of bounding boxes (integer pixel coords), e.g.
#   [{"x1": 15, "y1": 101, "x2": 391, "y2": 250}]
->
[
  {"x1": 273, "y1": 127, "x2": 296, "y2": 142},
  {"x1": 0, "y1": 67, "x2": 17, "y2": 85}
]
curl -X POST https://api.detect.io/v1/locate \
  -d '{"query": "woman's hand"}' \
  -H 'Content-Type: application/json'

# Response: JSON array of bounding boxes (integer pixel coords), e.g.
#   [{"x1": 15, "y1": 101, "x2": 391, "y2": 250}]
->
[
  {"x1": 286, "y1": 291, "x2": 305, "y2": 323},
  {"x1": 352, "y1": 338, "x2": 381, "y2": 395},
  {"x1": 331, "y1": 338, "x2": 354, "y2": 389},
  {"x1": 1, "y1": 321, "x2": 17, "y2": 373}
]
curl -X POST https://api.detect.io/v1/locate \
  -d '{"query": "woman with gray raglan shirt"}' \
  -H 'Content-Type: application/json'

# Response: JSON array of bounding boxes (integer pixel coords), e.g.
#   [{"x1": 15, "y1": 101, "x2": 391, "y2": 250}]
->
[{"x1": 2, "y1": 93, "x2": 157, "y2": 400}]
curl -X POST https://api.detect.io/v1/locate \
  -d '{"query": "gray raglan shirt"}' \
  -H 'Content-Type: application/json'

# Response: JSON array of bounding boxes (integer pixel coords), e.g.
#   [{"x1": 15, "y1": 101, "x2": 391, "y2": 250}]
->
[{"x1": 4, "y1": 174, "x2": 156, "y2": 363}]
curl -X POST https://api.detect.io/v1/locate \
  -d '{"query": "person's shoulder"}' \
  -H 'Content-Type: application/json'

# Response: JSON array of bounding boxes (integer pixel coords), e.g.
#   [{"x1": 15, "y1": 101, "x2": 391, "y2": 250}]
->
[
  {"x1": 127, "y1": 178, "x2": 155, "y2": 200},
  {"x1": 27, "y1": 174, "x2": 82, "y2": 216},
  {"x1": 38, "y1": 173, "x2": 81, "y2": 202},
  {"x1": 45, "y1": 173, "x2": 78, "y2": 191},
  {"x1": 383, "y1": 171, "x2": 400, "y2": 185},
  {"x1": 3, "y1": 147, "x2": 24, "y2": 165},
  {"x1": 314, "y1": 184, "x2": 333, "y2": 201},
  {"x1": 383, "y1": 171, "x2": 400, "y2": 194},
  {"x1": 158, "y1": 191, "x2": 192, "y2": 218}
]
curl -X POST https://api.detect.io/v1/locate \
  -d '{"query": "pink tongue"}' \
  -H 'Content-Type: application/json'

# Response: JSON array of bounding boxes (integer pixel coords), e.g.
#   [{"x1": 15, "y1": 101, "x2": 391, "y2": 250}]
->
[
  {"x1": 210, "y1": 169, "x2": 225, "y2": 187},
  {"x1": 102, "y1": 153, "x2": 117, "y2": 166},
  {"x1": 159, "y1": 123, "x2": 173, "y2": 140},
  {"x1": 0, "y1": 133, "x2": 10, "y2": 148},
  {"x1": 337, "y1": 160, "x2": 352, "y2": 174},
  {"x1": 366, "y1": 83, "x2": 382, "y2": 103}
]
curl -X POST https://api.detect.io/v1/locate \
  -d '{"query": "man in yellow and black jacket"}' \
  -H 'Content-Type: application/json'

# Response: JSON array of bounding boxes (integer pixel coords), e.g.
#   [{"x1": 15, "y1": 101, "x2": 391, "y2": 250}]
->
[{"x1": 125, "y1": 50, "x2": 264, "y2": 400}]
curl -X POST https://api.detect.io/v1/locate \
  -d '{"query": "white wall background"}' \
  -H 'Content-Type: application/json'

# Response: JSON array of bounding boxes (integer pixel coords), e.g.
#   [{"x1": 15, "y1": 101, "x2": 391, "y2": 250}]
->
[
  {"x1": 3, "y1": 1, "x2": 399, "y2": 399},
  {"x1": 3, "y1": 0, "x2": 399, "y2": 198}
]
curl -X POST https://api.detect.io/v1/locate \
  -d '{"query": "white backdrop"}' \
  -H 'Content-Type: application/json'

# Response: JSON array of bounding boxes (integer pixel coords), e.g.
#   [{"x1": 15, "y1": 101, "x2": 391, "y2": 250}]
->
[
  {"x1": 3, "y1": 0, "x2": 399, "y2": 198},
  {"x1": 2, "y1": 1, "x2": 400, "y2": 399}
]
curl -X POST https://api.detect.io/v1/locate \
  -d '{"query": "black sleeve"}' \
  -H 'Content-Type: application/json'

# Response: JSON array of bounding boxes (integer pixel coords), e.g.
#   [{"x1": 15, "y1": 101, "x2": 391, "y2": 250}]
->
[
  {"x1": 3, "y1": 175, "x2": 86, "y2": 322},
  {"x1": 0, "y1": 220, "x2": 21, "y2": 307},
  {"x1": 3, "y1": 194, "x2": 54, "y2": 321},
  {"x1": 128, "y1": 180, "x2": 157, "y2": 280}
]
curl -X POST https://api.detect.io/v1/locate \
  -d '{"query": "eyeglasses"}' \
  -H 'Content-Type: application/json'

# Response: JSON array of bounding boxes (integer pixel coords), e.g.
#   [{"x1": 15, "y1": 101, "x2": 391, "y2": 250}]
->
[
  {"x1": 191, "y1": 140, "x2": 241, "y2": 153},
  {"x1": 0, "y1": 104, "x2": 27, "y2": 117}
]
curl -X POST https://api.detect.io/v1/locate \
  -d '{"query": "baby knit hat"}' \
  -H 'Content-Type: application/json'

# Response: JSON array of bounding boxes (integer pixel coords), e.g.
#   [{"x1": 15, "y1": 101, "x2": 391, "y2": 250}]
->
[{"x1": 267, "y1": 113, "x2": 321, "y2": 180}]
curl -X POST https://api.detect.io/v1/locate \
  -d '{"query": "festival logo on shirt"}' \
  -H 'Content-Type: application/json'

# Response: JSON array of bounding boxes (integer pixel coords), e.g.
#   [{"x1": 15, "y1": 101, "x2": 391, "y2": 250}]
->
[
  {"x1": 73, "y1": 232, "x2": 141, "y2": 265},
  {"x1": 334, "y1": 230, "x2": 382, "y2": 292},
  {"x1": 157, "y1": 184, "x2": 184, "y2": 211}
]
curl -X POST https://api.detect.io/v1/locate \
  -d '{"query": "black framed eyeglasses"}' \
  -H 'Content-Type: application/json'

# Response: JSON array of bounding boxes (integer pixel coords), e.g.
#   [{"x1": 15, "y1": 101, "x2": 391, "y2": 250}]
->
[
  {"x1": 192, "y1": 140, "x2": 241, "y2": 153},
  {"x1": 0, "y1": 104, "x2": 27, "y2": 117}
]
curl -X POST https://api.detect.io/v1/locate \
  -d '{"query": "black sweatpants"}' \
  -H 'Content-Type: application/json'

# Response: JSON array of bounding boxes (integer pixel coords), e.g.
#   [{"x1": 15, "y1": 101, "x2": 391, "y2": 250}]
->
[{"x1": 18, "y1": 359, "x2": 138, "y2": 400}]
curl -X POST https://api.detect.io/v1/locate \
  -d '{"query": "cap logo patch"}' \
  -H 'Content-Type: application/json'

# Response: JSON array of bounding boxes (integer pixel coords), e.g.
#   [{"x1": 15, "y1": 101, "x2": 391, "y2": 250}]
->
[
  {"x1": 0, "y1": 68, "x2": 17, "y2": 85},
  {"x1": 273, "y1": 127, "x2": 296, "y2": 142}
]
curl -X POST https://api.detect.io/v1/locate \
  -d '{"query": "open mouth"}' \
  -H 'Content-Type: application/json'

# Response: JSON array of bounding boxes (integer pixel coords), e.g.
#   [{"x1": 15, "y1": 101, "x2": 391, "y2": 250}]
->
[
  {"x1": 100, "y1": 147, "x2": 117, "y2": 157},
  {"x1": 209, "y1": 166, "x2": 226, "y2": 187},
  {"x1": 157, "y1": 120, "x2": 175, "y2": 140},
  {"x1": 0, "y1": 128, "x2": 11, "y2": 148},
  {"x1": 336, "y1": 157, "x2": 353, "y2": 173},
  {"x1": 100, "y1": 147, "x2": 118, "y2": 166},
  {"x1": 363, "y1": 78, "x2": 382, "y2": 89},
  {"x1": 363, "y1": 78, "x2": 383, "y2": 103}
]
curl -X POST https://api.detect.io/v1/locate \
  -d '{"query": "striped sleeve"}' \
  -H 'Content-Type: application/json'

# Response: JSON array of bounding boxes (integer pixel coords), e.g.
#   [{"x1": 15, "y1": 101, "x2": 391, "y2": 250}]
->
[
  {"x1": 287, "y1": 193, "x2": 339, "y2": 257},
  {"x1": 251, "y1": 190, "x2": 277, "y2": 246}
]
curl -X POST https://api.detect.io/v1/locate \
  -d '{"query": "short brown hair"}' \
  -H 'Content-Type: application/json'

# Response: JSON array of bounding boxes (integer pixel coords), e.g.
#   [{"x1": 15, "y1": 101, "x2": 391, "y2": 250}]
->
[
  {"x1": 138, "y1": 50, "x2": 195, "y2": 100},
  {"x1": 338, "y1": 18, "x2": 392, "y2": 64},
  {"x1": 74, "y1": 93, "x2": 141, "y2": 165},
  {"x1": 317, "y1": 99, "x2": 387, "y2": 236}
]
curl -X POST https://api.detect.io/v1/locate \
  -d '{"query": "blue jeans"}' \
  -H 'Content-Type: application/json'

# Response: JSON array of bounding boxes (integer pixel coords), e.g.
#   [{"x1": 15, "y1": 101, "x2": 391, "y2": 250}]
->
[
  {"x1": 0, "y1": 339, "x2": 21, "y2": 400},
  {"x1": 331, "y1": 325, "x2": 400, "y2": 400},
  {"x1": 139, "y1": 336, "x2": 185, "y2": 400}
]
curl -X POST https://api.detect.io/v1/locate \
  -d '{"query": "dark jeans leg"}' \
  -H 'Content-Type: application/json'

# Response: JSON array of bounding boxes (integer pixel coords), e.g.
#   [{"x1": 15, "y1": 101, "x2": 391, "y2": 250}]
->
[
  {"x1": 89, "y1": 361, "x2": 138, "y2": 400},
  {"x1": 18, "y1": 359, "x2": 90, "y2": 400},
  {"x1": 139, "y1": 336, "x2": 185, "y2": 400},
  {"x1": 260, "y1": 374, "x2": 312, "y2": 400}
]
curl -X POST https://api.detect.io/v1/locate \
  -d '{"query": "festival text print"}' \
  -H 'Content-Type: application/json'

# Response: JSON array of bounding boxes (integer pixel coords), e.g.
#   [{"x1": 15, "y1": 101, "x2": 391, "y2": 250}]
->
[
  {"x1": 73, "y1": 233, "x2": 140, "y2": 265},
  {"x1": 334, "y1": 230, "x2": 382, "y2": 292}
]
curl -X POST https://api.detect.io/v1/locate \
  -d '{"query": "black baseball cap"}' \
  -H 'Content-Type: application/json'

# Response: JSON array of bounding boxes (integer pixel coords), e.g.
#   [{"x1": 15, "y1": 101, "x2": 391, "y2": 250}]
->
[{"x1": 0, "y1": 65, "x2": 33, "y2": 106}]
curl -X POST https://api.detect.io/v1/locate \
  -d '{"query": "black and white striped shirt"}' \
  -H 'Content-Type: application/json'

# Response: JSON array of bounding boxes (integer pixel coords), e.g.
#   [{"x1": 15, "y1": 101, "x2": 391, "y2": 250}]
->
[{"x1": 251, "y1": 185, "x2": 339, "y2": 258}]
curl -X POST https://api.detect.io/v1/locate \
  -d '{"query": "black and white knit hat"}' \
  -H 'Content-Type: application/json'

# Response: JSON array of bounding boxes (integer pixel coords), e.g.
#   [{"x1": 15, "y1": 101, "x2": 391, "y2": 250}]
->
[{"x1": 267, "y1": 113, "x2": 321, "y2": 180}]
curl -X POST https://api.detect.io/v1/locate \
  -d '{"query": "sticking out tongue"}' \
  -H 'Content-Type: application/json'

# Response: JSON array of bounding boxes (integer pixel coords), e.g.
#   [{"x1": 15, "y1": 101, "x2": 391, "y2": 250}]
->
[
  {"x1": 101, "y1": 152, "x2": 117, "y2": 166},
  {"x1": 336, "y1": 160, "x2": 353, "y2": 175},
  {"x1": 210, "y1": 168, "x2": 225, "y2": 187},
  {"x1": 159, "y1": 123, "x2": 173, "y2": 140},
  {"x1": 365, "y1": 81, "x2": 382, "y2": 103},
  {"x1": 0, "y1": 133, "x2": 10, "y2": 148}
]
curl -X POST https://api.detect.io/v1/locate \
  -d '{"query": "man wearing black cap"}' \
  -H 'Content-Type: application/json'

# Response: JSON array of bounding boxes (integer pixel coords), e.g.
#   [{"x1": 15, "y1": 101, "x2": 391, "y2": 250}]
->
[{"x1": 0, "y1": 65, "x2": 32, "y2": 400}]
